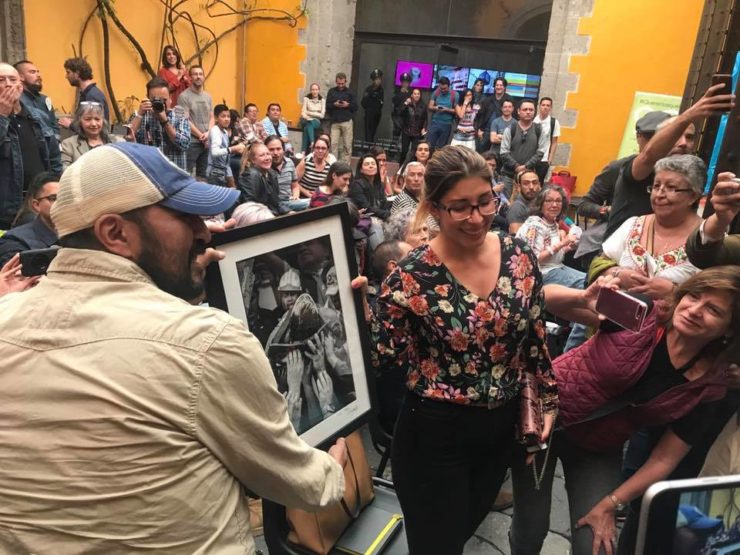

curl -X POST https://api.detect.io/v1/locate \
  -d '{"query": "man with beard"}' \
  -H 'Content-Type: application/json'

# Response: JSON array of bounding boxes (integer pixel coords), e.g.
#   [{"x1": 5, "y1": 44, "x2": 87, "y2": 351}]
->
[
  {"x1": 506, "y1": 169, "x2": 541, "y2": 234},
  {"x1": 14, "y1": 60, "x2": 58, "y2": 134},
  {"x1": 60, "y1": 57, "x2": 109, "y2": 128},
  {"x1": 0, "y1": 142, "x2": 346, "y2": 554}
]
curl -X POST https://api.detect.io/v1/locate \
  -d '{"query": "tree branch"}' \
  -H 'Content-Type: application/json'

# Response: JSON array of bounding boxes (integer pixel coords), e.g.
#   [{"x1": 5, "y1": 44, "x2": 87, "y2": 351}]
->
[
  {"x1": 95, "y1": 1, "x2": 123, "y2": 124},
  {"x1": 100, "y1": 0, "x2": 157, "y2": 78}
]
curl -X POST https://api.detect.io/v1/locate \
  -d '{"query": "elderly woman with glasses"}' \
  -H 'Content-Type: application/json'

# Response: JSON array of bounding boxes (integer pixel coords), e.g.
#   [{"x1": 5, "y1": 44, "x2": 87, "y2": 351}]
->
[
  {"x1": 516, "y1": 184, "x2": 587, "y2": 350},
  {"x1": 60, "y1": 102, "x2": 122, "y2": 169},
  {"x1": 592, "y1": 154, "x2": 704, "y2": 300}
]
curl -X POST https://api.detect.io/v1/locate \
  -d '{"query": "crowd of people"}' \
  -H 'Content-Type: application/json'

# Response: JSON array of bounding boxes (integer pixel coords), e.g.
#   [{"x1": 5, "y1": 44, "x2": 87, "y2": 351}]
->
[{"x1": 0, "y1": 44, "x2": 738, "y2": 555}]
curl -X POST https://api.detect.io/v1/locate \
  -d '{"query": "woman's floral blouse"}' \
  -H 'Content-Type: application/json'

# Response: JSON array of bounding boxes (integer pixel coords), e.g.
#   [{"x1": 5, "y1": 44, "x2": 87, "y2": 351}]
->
[{"x1": 369, "y1": 232, "x2": 558, "y2": 412}]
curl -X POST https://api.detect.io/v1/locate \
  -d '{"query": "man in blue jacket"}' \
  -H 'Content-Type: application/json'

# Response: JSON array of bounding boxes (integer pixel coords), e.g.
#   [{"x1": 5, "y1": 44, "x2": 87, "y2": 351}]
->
[{"x1": 0, "y1": 63, "x2": 62, "y2": 231}]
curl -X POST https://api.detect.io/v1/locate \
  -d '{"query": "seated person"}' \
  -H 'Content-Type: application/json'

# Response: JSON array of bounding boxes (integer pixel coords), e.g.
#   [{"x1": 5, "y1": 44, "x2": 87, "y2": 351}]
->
[
  {"x1": 296, "y1": 138, "x2": 335, "y2": 197},
  {"x1": 260, "y1": 103, "x2": 293, "y2": 155},
  {"x1": 516, "y1": 184, "x2": 586, "y2": 351},
  {"x1": 391, "y1": 161, "x2": 424, "y2": 215},
  {"x1": 0, "y1": 172, "x2": 59, "y2": 266},
  {"x1": 349, "y1": 154, "x2": 390, "y2": 251},
  {"x1": 594, "y1": 155, "x2": 704, "y2": 299},
  {"x1": 238, "y1": 143, "x2": 281, "y2": 216},
  {"x1": 507, "y1": 169, "x2": 542, "y2": 234},
  {"x1": 383, "y1": 207, "x2": 430, "y2": 249},
  {"x1": 309, "y1": 162, "x2": 352, "y2": 208}
]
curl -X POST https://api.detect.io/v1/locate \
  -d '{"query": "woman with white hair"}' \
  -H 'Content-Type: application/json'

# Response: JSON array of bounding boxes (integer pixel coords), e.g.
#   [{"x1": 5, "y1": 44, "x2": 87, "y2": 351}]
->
[
  {"x1": 383, "y1": 207, "x2": 429, "y2": 249},
  {"x1": 60, "y1": 102, "x2": 122, "y2": 169},
  {"x1": 593, "y1": 154, "x2": 705, "y2": 299}
]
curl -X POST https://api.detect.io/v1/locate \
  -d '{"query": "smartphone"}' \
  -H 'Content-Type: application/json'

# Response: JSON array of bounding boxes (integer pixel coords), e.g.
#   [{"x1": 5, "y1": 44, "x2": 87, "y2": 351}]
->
[
  {"x1": 711, "y1": 73, "x2": 733, "y2": 94},
  {"x1": 635, "y1": 475, "x2": 740, "y2": 555},
  {"x1": 20, "y1": 246, "x2": 60, "y2": 277},
  {"x1": 595, "y1": 287, "x2": 649, "y2": 332}
]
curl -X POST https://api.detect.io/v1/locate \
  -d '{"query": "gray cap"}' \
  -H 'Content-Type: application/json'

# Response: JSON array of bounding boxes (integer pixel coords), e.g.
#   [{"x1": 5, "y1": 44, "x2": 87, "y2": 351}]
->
[{"x1": 635, "y1": 111, "x2": 671, "y2": 134}]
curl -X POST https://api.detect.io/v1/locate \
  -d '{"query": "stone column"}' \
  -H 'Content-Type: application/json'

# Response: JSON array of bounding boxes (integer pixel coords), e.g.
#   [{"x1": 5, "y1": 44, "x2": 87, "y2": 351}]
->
[
  {"x1": 299, "y1": 0, "x2": 357, "y2": 100},
  {"x1": 0, "y1": 0, "x2": 26, "y2": 63},
  {"x1": 538, "y1": 0, "x2": 593, "y2": 167}
]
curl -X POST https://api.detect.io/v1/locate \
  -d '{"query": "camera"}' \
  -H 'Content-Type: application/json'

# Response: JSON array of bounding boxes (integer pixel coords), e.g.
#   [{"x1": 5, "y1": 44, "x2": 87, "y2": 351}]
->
[{"x1": 151, "y1": 97, "x2": 166, "y2": 113}]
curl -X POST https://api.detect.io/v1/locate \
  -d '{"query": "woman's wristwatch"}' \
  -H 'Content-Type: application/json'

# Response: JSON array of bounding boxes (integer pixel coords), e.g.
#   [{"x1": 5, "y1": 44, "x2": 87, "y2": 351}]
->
[{"x1": 608, "y1": 493, "x2": 626, "y2": 512}]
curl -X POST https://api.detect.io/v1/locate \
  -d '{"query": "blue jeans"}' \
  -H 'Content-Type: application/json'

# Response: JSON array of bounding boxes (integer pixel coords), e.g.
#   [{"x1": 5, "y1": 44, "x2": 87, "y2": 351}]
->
[
  {"x1": 279, "y1": 198, "x2": 310, "y2": 214},
  {"x1": 543, "y1": 265, "x2": 588, "y2": 352},
  {"x1": 509, "y1": 432, "x2": 623, "y2": 555},
  {"x1": 426, "y1": 120, "x2": 453, "y2": 149}
]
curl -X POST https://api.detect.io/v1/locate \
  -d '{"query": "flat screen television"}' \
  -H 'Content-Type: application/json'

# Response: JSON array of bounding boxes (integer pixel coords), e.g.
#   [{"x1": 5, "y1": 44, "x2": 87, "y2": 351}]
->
[
  {"x1": 467, "y1": 68, "x2": 499, "y2": 94},
  {"x1": 431, "y1": 65, "x2": 470, "y2": 91},
  {"x1": 503, "y1": 72, "x2": 542, "y2": 98},
  {"x1": 394, "y1": 60, "x2": 434, "y2": 89}
]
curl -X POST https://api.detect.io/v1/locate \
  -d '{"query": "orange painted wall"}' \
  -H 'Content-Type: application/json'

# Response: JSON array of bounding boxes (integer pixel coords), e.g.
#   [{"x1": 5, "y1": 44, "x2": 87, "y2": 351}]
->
[
  {"x1": 561, "y1": 0, "x2": 704, "y2": 194},
  {"x1": 22, "y1": 0, "x2": 307, "y2": 124}
]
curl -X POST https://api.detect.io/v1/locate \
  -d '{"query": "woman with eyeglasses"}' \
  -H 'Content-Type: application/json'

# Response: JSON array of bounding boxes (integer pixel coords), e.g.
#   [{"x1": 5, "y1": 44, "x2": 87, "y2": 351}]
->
[
  {"x1": 157, "y1": 45, "x2": 190, "y2": 106},
  {"x1": 516, "y1": 184, "x2": 587, "y2": 350},
  {"x1": 591, "y1": 154, "x2": 703, "y2": 300},
  {"x1": 60, "y1": 102, "x2": 122, "y2": 169},
  {"x1": 295, "y1": 137, "x2": 335, "y2": 198},
  {"x1": 351, "y1": 146, "x2": 557, "y2": 554}
]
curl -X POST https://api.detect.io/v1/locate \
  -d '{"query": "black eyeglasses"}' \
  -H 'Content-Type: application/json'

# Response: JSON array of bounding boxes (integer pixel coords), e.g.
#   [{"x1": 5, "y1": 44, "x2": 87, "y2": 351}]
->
[
  {"x1": 435, "y1": 195, "x2": 499, "y2": 220},
  {"x1": 35, "y1": 194, "x2": 57, "y2": 203}
]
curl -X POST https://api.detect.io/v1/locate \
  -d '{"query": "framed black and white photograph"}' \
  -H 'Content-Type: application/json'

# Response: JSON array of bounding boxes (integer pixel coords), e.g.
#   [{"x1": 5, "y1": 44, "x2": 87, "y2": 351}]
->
[{"x1": 205, "y1": 203, "x2": 374, "y2": 448}]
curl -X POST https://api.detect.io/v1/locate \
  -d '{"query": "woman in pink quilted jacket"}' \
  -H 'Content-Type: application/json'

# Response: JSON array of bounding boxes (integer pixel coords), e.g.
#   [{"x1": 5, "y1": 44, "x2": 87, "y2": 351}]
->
[{"x1": 509, "y1": 266, "x2": 740, "y2": 555}]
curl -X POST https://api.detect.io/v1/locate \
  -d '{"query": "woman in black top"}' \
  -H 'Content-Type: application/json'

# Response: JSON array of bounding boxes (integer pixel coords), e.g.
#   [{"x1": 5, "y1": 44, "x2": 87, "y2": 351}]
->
[
  {"x1": 237, "y1": 143, "x2": 280, "y2": 216},
  {"x1": 399, "y1": 88, "x2": 427, "y2": 164},
  {"x1": 348, "y1": 154, "x2": 389, "y2": 221}
]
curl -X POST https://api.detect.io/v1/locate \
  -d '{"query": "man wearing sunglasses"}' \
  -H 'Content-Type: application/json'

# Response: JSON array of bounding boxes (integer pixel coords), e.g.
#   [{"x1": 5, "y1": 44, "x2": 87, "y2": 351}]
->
[
  {"x1": 0, "y1": 171, "x2": 59, "y2": 266},
  {"x1": 0, "y1": 62, "x2": 63, "y2": 231}
]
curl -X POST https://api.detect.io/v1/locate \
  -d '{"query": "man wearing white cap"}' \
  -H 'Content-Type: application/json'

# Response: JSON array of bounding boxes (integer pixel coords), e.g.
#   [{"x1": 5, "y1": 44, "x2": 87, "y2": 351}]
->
[{"x1": 0, "y1": 142, "x2": 346, "y2": 554}]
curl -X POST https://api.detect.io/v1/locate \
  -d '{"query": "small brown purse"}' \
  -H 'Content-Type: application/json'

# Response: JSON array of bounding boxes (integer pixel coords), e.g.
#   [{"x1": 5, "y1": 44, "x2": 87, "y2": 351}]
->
[
  {"x1": 286, "y1": 431, "x2": 375, "y2": 554},
  {"x1": 518, "y1": 371, "x2": 544, "y2": 447}
]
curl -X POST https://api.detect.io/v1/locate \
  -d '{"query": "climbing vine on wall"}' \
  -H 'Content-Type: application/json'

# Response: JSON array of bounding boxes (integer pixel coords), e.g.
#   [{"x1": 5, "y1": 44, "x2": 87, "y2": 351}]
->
[{"x1": 74, "y1": 0, "x2": 308, "y2": 123}]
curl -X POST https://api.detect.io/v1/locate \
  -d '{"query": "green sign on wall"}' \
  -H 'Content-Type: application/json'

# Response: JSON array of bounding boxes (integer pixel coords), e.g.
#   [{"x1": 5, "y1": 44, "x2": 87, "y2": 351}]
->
[{"x1": 617, "y1": 91, "x2": 682, "y2": 158}]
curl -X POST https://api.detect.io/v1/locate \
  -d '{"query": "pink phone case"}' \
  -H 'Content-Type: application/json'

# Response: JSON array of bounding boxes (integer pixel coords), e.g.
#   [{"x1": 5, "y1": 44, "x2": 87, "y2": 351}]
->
[{"x1": 595, "y1": 288, "x2": 649, "y2": 332}]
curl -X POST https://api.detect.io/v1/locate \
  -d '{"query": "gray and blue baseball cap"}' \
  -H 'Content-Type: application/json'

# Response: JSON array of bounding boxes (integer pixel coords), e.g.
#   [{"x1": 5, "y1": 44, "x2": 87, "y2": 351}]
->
[{"x1": 52, "y1": 142, "x2": 240, "y2": 238}]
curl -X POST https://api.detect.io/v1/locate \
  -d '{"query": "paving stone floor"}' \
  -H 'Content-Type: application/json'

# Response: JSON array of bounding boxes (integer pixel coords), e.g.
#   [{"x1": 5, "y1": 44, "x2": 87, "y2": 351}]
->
[{"x1": 254, "y1": 425, "x2": 579, "y2": 554}]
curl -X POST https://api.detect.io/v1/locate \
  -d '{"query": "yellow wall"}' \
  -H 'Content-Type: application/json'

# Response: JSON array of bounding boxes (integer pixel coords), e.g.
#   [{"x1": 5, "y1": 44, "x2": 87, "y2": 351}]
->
[
  {"x1": 22, "y1": 0, "x2": 307, "y2": 124},
  {"x1": 562, "y1": 0, "x2": 704, "y2": 195}
]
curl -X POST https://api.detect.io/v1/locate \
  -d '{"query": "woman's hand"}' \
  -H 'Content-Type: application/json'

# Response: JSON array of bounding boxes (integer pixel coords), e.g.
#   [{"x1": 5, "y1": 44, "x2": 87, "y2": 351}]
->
[
  {"x1": 612, "y1": 267, "x2": 644, "y2": 291},
  {"x1": 576, "y1": 498, "x2": 618, "y2": 555},
  {"x1": 582, "y1": 274, "x2": 621, "y2": 314},
  {"x1": 0, "y1": 254, "x2": 41, "y2": 297},
  {"x1": 525, "y1": 412, "x2": 556, "y2": 466},
  {"x1": 627, "y1": 275, "x2": 674, "y2": 299},
  {"x1": 351, "y1": 276, "x2": 373, "y2": 322}
]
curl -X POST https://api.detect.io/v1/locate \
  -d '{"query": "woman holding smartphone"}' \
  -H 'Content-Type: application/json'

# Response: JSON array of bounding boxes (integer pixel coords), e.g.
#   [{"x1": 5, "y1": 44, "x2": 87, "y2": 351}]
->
[
  {"x1": 353, "y1": 146, "x2": 557, "y2": 554},
  {"x1": 510, "y1": 266, "x2": 740, "y2": 555}
]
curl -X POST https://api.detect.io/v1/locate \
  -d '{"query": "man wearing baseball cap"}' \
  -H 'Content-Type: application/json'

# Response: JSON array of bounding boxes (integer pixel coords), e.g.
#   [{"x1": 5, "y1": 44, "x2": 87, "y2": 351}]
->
[
  {"x1": 604, "y1": 84, "x2": 735, "y2": 240},
  {"x1": 361, "y1": 69, "x2": 384, "y2": 143},
  {"x1": 391, "y1": 71, "x2": 413, "y2": 150},
  {"x1": 0, "y1": 142, "x2": 346, "y2": 553}
]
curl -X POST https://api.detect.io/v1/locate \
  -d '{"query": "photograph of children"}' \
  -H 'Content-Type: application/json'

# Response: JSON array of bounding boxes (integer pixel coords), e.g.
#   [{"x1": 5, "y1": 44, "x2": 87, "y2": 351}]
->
[{"x1": 235, "y1": 235, "x2": 356, "y2": 435}]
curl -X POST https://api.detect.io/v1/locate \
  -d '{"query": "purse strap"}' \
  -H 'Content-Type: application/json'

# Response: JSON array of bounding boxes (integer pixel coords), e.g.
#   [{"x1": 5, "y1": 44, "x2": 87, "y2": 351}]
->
[{"x1": 339, "y1": 446, "x2": 362, "y2": 520}]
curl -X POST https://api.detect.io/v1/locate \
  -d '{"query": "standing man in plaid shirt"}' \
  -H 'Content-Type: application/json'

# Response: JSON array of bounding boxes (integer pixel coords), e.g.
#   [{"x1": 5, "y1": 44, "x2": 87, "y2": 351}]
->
[{"x1": 128, "y1": 77, "x2": 190, "y2": 170}]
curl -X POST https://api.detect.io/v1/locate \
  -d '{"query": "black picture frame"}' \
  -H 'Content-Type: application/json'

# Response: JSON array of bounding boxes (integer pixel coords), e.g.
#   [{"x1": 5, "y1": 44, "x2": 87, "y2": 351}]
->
[{"x1": 205, "y1": 202, "x2": 376, "y2": 449}]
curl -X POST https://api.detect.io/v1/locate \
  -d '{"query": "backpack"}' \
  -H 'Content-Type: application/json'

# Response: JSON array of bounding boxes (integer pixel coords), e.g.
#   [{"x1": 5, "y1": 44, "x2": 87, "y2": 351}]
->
[
  {"x1": 432, "y1": 88, "x2": 458, "y2": 108},
  {"x1": 510, "y1": 121, "x2": 542, "y2": 143}
]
